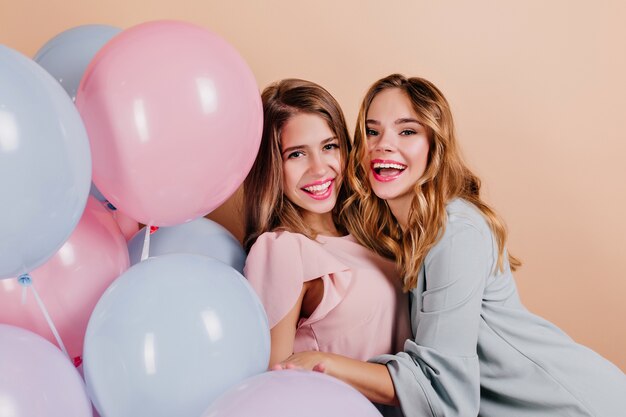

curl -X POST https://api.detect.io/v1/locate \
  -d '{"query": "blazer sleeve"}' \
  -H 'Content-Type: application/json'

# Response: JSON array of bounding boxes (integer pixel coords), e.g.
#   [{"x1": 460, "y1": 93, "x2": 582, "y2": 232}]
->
[{"x1": 370, "y1": 215, "x2": 495, "y2": 417}]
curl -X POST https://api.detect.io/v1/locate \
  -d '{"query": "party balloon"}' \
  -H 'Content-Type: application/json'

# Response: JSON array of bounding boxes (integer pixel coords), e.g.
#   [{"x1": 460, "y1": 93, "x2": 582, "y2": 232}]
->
[
  {"x1": 0, "y1": 324, "x2": 93, "y2": 417},
  {"x1": 202, "y1": 370, "x2": 382, "y2": 417},
  {"x1": 83, "y1": 254, "x2": 270, "y2": 417},
  {"x1": 0, "y1": 45, "x2": 91, "y2": 279},
  {"x1": 76, "y1": 20, "x2": 263, "y2": 226},
  {"x1": 34, "y1": 24, "x2": 121, "y2": 101},
  {"x1": 128, "y1": 217, "x2": 245, "y2": 272},
  {"x1": 0, "y1": 196, "x2": 130, "y2": 361}
]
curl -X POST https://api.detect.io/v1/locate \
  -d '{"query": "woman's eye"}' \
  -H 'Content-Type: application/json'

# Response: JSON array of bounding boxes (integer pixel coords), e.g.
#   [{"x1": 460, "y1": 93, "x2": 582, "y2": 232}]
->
[
  {"x1": 323, "y1": 143, "x2": 340, "y2": 151},
  {"x1": 287, "y1": 150, "x2": 304, "y2": 159},
  {"x1": 400, "y1": 129, "x2": 416, "y2": 136},
  {"x1": 366, "y1": 128, "x2": 378, "y2": 137}
]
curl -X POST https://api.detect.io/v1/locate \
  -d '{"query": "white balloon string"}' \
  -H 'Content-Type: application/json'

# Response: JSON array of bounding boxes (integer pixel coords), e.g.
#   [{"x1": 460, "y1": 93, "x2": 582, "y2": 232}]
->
[
  {"x1": 19, "y1": 262, "x2": 28, "y2": 304},
  {"x1": 20, "y1": 281, "x2": 28, "y2": 305},
  {"x1": 141, "y1": 224, "x2": 151, "y2": 261},
  {"x1": 18, "y1": 274, "x2": 70, "y2": 359}
]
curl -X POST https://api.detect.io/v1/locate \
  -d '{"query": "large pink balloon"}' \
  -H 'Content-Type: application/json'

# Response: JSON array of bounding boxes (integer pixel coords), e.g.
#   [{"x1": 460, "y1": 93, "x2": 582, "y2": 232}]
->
[
  {"x1": 0, "y1": 324, "x2": 93, "y2": 417},
  {"x1": 0, "y1": 197, "x2": 130, "y2": 361},
  {"x1": 76, "y1": 20, "x2": 263, "y2": 226}
]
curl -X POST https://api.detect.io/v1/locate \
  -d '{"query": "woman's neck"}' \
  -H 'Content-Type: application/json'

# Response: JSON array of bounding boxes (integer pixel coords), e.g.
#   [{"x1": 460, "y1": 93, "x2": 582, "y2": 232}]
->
[
  {"x1": 387, "y1": 195, "x2": 413, "y2": 233},
  {"x1": 302, "y1": 211, "x2": 341, "y2": 237}
]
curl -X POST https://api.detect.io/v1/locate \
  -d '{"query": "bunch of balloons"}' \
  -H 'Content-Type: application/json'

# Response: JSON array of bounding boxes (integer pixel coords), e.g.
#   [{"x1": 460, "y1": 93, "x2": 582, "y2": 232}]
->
[
  {"x1": 1, "y1": 19, "x2": 264, "y2": 416},
  {"x1": 0, "y1": 20, "x2": 382, "y2": 417}
]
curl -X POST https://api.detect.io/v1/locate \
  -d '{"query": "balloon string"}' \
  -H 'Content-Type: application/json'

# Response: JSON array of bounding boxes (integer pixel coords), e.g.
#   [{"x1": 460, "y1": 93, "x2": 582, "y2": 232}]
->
[
  {"x1": 18, "y1": 274, "x2": 70, "y2": 359},
  {"x1": 21, "y1": 283, "x2": 28, "y2": 305},
  {"x1": 141, "y1": 224, "x2": 152, "y2": 261}
]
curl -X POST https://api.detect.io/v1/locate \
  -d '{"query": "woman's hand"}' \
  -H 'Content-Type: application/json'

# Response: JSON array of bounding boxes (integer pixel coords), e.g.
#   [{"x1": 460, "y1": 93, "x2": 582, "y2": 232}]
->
[
  {"x1": 272, "y1": 351, "x2": 332, "y2": 373},
  {"x1": 274, "y1": 351, "x2": 398, "y2": 405}
]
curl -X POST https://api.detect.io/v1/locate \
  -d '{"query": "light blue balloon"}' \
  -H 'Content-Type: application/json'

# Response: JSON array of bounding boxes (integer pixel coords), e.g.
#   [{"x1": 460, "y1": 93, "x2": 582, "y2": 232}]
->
[
  {"x1": 34, "y1": 25, "x2": 120, "y2": 205},
  {"x1": 128, "y1": 217, "x2": 246, "y2": 273},
  {"x1": 0, "y1": 45, "x2": 91, "y2": 279},
  {"x1": 33, "y1": 24, "x2": 121, "y2": 101},
  {"x1": 83, "y1": 253, "x2": 270, "y2": 417}
]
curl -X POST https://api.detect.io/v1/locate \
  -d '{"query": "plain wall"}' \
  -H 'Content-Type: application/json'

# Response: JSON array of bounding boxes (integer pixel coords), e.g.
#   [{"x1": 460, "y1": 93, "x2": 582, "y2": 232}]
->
[{"x1": 2, "y1": 0, "x2": 625, "y2": 370}]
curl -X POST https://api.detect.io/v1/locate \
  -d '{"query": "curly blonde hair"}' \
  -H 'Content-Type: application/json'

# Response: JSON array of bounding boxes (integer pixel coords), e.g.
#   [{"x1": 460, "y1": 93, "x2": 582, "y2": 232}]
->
[{"x1": 342, "y1": 74, "x2": 520, "y2": 291}]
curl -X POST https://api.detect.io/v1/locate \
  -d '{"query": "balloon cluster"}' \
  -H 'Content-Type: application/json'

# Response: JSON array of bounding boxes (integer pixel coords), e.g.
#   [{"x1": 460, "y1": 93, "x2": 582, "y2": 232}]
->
[{"x1": 0, "y1": 20, "x2": 381, "y2": 417}]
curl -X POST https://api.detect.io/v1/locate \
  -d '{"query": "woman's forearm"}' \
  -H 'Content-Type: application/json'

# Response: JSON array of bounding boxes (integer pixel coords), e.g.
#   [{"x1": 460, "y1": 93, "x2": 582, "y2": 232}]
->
[{"x1": 326, "y1": 353, "x2": 399, "y2": 406}]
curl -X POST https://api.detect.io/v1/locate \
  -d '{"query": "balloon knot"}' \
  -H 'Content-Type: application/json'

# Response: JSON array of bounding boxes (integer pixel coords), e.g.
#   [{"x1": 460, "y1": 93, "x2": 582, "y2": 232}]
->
[
  {"x1": 150, "y1": 226, "x2": 159, "y2": 234},
  {"x1": 17, "y1": 274, "x2": 32, "y2": 286},
  {"x1": 73, "y1": 356, "x2": 83, "y2": 367}
]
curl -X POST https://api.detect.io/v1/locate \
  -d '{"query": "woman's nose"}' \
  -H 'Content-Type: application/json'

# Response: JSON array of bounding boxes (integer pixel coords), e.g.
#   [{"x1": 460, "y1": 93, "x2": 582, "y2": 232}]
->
[
  {"x1": 308, "y1": 154, "x2": 327, "y2": 176},
  {"x1": 372, "y1": 130, "x2": 395, "y2": 153}
]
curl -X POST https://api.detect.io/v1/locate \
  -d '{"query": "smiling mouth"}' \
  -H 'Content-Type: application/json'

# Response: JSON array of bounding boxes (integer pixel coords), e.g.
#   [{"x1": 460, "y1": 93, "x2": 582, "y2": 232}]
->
[
  {"x1": 301, "y1": 179, "x2": 334, "y2": 200},
  {"x1": 371, "y1": 161, "x2": 406, "y2": 181}
]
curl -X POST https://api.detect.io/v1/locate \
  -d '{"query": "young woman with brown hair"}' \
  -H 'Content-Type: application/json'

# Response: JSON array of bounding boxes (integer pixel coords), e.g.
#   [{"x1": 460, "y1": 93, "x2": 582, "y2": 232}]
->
[{"x1": 242, "y1": 79, "x2": 411, "y2": 382}]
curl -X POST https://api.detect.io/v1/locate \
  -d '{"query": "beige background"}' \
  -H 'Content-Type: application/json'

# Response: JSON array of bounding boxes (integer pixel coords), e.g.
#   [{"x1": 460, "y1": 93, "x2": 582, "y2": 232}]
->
[{"x1": 2, "y1": 0, "x2": 625, "y2": 370}]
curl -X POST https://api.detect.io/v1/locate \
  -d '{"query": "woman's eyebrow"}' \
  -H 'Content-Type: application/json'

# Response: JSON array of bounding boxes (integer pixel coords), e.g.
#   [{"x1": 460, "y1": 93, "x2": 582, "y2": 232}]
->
[
  {"x1": 321, "y1": 136, "x2": 338, "y2": 145},
  {"x1": 366, "y1": 118, "x2": 422, "y2": 125},
  {"x1": 395, "y1": 118, "x2": 421, "y2": 125}
]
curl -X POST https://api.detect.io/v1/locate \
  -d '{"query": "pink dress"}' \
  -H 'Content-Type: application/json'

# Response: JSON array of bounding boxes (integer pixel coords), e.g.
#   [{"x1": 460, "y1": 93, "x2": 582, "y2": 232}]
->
[{"x1": 244, "y1": 231, "x2": 411, "y2": 361}]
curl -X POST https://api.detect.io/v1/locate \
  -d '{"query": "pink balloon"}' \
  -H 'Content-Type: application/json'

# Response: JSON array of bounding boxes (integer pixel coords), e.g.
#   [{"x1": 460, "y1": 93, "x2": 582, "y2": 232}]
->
[
  {"x1": 0, "y1": 324, "x2": 93, "y2": 417},
  {"x1": 0, "y1": 197, "x2": 130, "y2": 361},
  {"x1": 76, "y1": 20, "x2": 263, "y2": 226}
]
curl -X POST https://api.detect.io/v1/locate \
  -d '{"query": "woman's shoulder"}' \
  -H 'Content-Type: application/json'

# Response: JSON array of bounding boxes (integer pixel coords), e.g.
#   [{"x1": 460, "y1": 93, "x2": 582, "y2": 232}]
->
[
  {"x1": 445, "y1": 198, "x2": 491, "y2": 236},
  {"x1": 246, "y1": 229, "x2": 348, "y2": 278},
  {"x1": 245, "y1": 231, "x2": 303, "y2": 274},
  {"x1": 252, "y1": 230, "x2": 361, "y2": 254},
  {"x1": 424, "y1": 198, "x2": 495, "y2": 261},
  {"x1": 249, "y1": 230, "x2": 316, "y2": 253},
  {"x1": 422, "y1": 199, "x2": 498, "y2": 279}
]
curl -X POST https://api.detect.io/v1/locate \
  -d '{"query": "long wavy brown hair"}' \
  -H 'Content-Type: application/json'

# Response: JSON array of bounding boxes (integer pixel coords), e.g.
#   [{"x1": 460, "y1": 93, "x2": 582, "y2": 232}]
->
[
  {"x1": 343, "y1": 74, "x2": 521, "y2": 291},
  {"x1": 243, "y1": 79, "x2": 352, "y2": 253}
]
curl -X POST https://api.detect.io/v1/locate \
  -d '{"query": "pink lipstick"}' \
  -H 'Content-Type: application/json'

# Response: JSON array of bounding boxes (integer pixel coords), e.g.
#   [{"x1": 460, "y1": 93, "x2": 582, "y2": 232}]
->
[{"x1": 301, "y1": 178, "x2": 334, "y2": 200}]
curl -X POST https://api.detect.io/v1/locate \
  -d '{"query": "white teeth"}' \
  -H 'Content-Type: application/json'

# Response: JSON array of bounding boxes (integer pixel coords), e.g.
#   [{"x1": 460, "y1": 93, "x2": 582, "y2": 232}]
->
[
  {"x1": 303, "y1": 180, "x2": 331, "y2": 193},
  {"x1": 373, "y1": 162, "x2": 406, "y2": 170}
]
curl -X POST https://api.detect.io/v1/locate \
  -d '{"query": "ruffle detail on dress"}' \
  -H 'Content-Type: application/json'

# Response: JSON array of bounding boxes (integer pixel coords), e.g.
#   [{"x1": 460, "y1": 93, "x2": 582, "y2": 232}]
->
[{"x1": 244, "y1": 231, "x2": 353, "y2": 329}]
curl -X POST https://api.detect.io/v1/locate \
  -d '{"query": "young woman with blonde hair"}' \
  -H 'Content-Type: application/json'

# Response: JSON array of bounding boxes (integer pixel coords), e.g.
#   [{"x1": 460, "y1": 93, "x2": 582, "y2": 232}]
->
[
  {"x1": 242, "y1": 79, "x2": 411, "y2": 394},
  {"x1": 278, "y1": 74, "x2": 626, "y2": 417}
]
